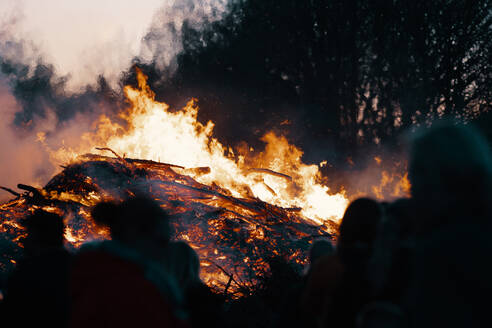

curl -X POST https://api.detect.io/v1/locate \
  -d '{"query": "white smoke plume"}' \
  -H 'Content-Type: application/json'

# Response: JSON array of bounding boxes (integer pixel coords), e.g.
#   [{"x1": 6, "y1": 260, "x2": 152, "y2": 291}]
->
[
  {"x1": 0, "y1": 77, "x2": 51, "y2": 201},
  {"x1": 140, "y1": 0, "x2": 230, "y2": 73},
  {"x1": 0, "y1": 0, "x2": 231, "y2": 200},
  {"x1": 0, "y1": 0, "x2": 231, "y2": 91}
]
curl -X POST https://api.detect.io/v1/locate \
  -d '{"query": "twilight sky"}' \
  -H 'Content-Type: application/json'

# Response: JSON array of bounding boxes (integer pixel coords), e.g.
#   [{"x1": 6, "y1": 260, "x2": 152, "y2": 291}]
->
[
  {"x1": 0, "y1": 0, "x2": 226, "y2": 90},
  {"x1": 0, "y1": 0, "x2": 231, "y2": 200}
]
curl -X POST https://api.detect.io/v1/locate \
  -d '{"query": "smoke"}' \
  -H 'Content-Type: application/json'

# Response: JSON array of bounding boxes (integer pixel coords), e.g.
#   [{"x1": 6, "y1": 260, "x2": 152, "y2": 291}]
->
[
  {"x1": 0, "y1": 0, "x2": 160, "y2": 91},
  {"x1": 0, "y1": 0, "x2": 233, "y2": 199},
  {"x1": 0, "y1": 71, "x2": 125, "y2": 202},
  {"x1": 0, "y1": 76, "x2": 51, "y2": 201},
  {"x1": 140, "y1": 0, "x2": 230, "y2": 74},
  {"x1": 0, "y1": 0, "x2": 231, "y2": 91},
  {"x1": 0, "y1": 0, "x2": 233, "y2": 124}
]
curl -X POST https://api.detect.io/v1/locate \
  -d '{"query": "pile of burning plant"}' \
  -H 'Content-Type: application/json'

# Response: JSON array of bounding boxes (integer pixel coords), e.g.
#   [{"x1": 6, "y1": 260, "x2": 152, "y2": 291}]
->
[
  {"x1": 0, "y1": 68, "x2": 409, "y2": 296},
  {"x1": 0, "y1": 151, "x2": 337, "y2": 297}
]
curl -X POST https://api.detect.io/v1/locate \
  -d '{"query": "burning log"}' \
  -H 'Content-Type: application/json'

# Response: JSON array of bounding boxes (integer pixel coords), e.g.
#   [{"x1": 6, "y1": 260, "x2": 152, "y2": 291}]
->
[
  {"x1": 96, "y1": 147, "x2": 126, "y2": 161},
  {"x1": 262, "y1": 182, "x2": 277, "y2": 196},
  {"x1": 0, "y1": 186, "x2": 20, "y2": 197},
  {"x1": 17, "y1": 184, "x2": 42, "y2": 196},
  {"x1": 184, "y1": 166, "x2": 211, "y2": 176},
  {"x1": 82, "y1": 153, "x2": 186, "y2": 170},
  {"x1": 246, "y1": 168, "x2": 293, "y2": 182},
  {"x1": 16, "y1": 184, "x2": 48, "y2": 205}
]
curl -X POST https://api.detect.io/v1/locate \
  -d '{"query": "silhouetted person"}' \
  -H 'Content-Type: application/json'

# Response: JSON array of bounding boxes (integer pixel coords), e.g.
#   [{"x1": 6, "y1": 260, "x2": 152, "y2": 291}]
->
[
  {"x1": 369, "y1": 198, "x2": 415, "y2": 302},
  {"x1": 162, "y1": 241, "x2": 201, "y2": 292},
  {"x1": 3, "y1": 209, "x2": 71, "y2": 328},
  {"x1": 330, "y1": 198, "x2": 383, "y2": 328},
  {"x1": 402, "y1": 122, "x2": 492, "y2": 328},
  {"x1": 69, "y1": 196, "x2": 186, "y2": 328},
  {"x1": 162, "y1": 241, "x2": 224, "y2": 328},
  {"x1": 309, "y1": 238, "x2": 335, "y2": 269},
  {"x1": 301, "y1": 239, "x2": 343, "y2": 328},
  {"x1": 408, "y1": 122, "x2": 492, "y2": 231}
]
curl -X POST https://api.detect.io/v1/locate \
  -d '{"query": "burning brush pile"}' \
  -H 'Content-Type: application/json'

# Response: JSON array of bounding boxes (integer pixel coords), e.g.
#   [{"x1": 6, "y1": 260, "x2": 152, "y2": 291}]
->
[
  {"x1": 0, "y1": 151, "x2": 336, "y2": 296},
  {"x1": 0, "y1": 69, "x2": 408, "y2": 296}
]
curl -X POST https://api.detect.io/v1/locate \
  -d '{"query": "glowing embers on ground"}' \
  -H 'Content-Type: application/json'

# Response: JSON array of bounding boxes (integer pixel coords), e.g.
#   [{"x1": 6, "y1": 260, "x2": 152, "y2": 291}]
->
[{"x1": 0, "y1": 156, "x2": 333, "y2": 296}]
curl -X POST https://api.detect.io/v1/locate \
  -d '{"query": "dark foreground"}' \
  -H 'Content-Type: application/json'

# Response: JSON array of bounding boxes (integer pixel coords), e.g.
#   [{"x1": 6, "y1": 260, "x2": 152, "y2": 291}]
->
[{"x1": 1, "y1": 122, "x2": 491, "y2": 328}]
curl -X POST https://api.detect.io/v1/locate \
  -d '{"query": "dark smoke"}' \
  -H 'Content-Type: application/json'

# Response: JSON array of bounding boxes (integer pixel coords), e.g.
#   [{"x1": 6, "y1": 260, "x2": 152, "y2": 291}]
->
[
  {"x1": 0, "y1": 46, "x2": 124, "y2": 200},
  {"x1": 0, "y1": 0, "x2": 233, "y2": 198},
  {"x1": 0, "y1": 56, "x2": 120, "y2": 128}
]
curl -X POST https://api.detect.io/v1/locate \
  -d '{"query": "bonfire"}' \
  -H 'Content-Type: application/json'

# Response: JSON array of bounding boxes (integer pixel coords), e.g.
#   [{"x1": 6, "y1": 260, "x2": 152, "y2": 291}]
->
[
  {"x1": 1, "y1": 149, "x2": 340, "y2": 296},
  {"x1": 0, "y1": 68, "x2": 354, "y2": 297},
  {"x1": 0, "y1": 68, "x2": 409, "y2": 296}
]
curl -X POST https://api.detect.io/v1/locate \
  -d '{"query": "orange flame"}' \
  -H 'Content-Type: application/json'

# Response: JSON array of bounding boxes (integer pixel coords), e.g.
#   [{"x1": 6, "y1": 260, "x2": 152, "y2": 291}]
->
[{"x1": 46, "y1": 68, "x2": 349, "y2": 226}]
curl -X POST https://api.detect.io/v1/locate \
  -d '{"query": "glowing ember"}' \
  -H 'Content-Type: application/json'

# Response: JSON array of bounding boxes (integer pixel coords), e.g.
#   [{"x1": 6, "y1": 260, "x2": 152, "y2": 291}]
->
[{"x1": 0, "y1": 156, "x2": 333, "y2": 295}]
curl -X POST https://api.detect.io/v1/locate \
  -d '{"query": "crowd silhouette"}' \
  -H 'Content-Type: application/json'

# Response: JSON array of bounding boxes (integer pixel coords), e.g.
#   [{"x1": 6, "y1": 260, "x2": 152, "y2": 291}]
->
[{"x1": 0, "y1": 122, "x2": 491, "y2": 328}]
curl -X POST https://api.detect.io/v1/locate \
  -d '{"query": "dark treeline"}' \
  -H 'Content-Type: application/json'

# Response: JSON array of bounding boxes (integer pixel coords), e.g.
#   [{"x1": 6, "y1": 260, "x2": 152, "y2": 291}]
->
[
  {"x1": 125, "y1": 0, "x2": 491, "y2": 162},
  {"x1": 1, "y1": 0, "x2": 490, "y2": 165}
]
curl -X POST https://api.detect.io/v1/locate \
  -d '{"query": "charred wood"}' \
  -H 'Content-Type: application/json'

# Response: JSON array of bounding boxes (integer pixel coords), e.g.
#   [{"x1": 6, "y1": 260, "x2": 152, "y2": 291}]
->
[{"x1": 246, "y1": 168, "x2": 293, "y2": 182}]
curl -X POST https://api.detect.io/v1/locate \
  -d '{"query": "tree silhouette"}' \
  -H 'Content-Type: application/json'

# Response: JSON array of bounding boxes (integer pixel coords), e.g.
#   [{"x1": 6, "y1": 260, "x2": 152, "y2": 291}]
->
[{"x1": 123, "y1": 0, "x2": 491, "y2": 160}]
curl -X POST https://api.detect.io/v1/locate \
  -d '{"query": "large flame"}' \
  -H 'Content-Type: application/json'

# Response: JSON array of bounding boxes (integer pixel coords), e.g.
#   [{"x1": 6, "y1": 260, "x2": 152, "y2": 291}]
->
[
  {"x1": 1, "y1": 68, "x2": 411, "y2": 293},
  {"x1": 47, "y1": 68, "x2": 348, "y2": 226}
]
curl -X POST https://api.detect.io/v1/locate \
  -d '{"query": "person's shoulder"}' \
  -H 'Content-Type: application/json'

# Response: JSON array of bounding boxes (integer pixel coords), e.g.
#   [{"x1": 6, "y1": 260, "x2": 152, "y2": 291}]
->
[
  {"x1": 308, "y1": 254, "x2": 344, "y2": 285},
  {"x1": 313, "y1": 254, "x2": 343, "y2": 272},
  {"x1": 72, "y1": 241, "x2": 145, "y2": 281}
]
